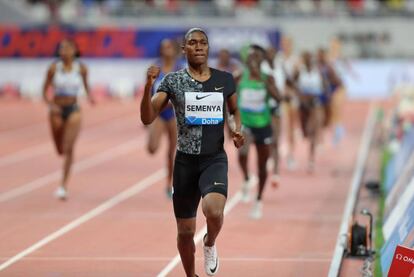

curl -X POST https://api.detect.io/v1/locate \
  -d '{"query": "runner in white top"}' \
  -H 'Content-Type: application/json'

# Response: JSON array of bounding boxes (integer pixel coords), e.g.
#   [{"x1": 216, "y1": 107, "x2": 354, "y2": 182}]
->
[
  {"x1": 261, "y1": 45, "x2": 286, "y2": 187},
  {"x1": 294, "y1": 51, "x2": 326, "y2": 173},
  {"x1": 42, "y1": 39, "x2": 95, "y2": 200},
  {"x1": 278, "y1": 36, "x2": 301, "y2": 170}
]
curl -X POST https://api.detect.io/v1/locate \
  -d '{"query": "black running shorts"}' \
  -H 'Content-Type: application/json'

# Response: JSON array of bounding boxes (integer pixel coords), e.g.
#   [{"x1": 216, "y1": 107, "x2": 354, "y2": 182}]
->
[
  {"x1": 172, "y1": 150, "x2": 228, "y2": 219},
  {"x1": 243, "y1": 125, "x2": 273, "y2": 145}
]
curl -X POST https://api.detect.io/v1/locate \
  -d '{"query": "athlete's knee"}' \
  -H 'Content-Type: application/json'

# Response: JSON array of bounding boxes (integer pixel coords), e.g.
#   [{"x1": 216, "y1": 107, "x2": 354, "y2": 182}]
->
[
  {"x1": 62, "y1": 145, "x2": 74, "y2": 156},
  {"x1": 177, "y1": 227, "x2": 195, "y2": 243},
  {"x1": 56, "y1": 146, "x2": 64, "y2": 156},
  {"x1": 203, "y1": 205, "x2": 223, "y2": 221}
]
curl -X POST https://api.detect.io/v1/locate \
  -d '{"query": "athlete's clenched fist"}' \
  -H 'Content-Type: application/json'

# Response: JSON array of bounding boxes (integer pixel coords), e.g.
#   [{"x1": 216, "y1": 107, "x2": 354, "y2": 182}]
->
[{"x1": 146, "y1": 66, "x2": 161, "y2": 85}]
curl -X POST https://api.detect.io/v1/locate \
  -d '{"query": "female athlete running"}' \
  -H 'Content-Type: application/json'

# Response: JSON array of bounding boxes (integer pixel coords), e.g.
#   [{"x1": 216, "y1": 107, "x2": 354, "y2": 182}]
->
[
  {"x1": 294, "y1": 51, "x2": 326, "y2": 173},
  {"x1": 42, "y1": 39, "x2": 95, "y2": 200},
  {"x1": 261, "y1": 45, "x2": 287, "y2": 188},
  {"x1": 237, "y1": 46, "x2": 281, "y2": 219},
  {"x1": 141, "y1": 28, "x2": 244, "y2": 277},
  {"x1": 147, "y1": 38, "x2": 181, "y2": 198},
  {"x1": 279, "y1": 36, "x2": 301, "y2": 169},
  {"x1": 328, "y1": 37, "x2": 347, "y2": 145},
  {"x1": 317, "y1": 48, "x2": 343, "y2": 130}
]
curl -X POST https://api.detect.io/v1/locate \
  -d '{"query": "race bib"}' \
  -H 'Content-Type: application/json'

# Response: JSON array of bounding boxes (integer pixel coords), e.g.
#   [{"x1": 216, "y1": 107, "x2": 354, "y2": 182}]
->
[
  {"x1": 185, "y1": 92, "x2": 224, "y2": 125},
  {"x1": 239, "y1": 88, "x2": 267, "y2": 112}
]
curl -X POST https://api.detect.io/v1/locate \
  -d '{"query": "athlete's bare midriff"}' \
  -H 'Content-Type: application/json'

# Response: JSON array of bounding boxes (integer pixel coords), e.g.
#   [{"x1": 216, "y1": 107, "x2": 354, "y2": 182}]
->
[{"x1": 53, "y1": 95, "x2": 77, "y2": 106}]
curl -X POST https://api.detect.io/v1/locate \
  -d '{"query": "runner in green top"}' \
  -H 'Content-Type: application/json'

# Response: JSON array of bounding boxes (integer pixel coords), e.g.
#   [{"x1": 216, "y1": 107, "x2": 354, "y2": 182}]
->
[
  {"x1": 235, "y1": 45, "x2": 281, "y2": 219},
  {"x1": 238, "y1": 69, "x2": 271, "y2": 128}
]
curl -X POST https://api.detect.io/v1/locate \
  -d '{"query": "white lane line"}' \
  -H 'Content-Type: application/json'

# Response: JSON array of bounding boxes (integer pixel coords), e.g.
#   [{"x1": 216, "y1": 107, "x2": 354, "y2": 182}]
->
[
  {"x1": 157, "y1": 191, "x2": 242, "y2": 277},
  {"x1": 0, "y1": 113, "x2": 138, "y2": 167},
  {"x1": 328, "y1": 104, "x2": 377, "y2": 277},
  {"x1": 0, "y1": 144, "x2": 50, "y2": 167},
  {"x1": 0, "y1": 137, "x2": 143, "y2": 203},
  {"x1": 0, "y1": 168, "x2": 166, "y2": 272},
  {"x1": 0, "y1": 256, "x2": 330, "y2": 263}
]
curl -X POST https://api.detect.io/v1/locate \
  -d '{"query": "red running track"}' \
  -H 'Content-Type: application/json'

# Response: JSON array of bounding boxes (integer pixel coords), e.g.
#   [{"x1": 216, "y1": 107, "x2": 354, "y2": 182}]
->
[{"x1": 0, "y1": 98, "x2": 369, "y2": 276}]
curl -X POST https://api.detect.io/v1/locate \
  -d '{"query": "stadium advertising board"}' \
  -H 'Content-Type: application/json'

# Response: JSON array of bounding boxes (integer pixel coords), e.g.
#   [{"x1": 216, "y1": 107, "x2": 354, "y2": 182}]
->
[{"x1": 0, "y1": 25, "x2": 280, "y2": 58}]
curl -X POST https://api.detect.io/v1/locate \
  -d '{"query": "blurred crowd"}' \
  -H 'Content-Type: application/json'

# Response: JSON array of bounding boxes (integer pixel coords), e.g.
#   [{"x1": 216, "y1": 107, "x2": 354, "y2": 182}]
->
[{"x1": 23, "y1": 0, "x2": 414, "y2": 21}]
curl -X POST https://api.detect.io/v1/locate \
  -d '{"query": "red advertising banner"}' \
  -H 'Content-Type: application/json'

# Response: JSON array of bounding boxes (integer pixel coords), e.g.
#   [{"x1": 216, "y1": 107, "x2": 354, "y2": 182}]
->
[
  {"x1": 388, "y1": 245, "x2": 414, "y2": 277},
  {"x1": 0, "y1": 25, "x2": 280, "y2": 58},
  {"x1": 0, "y1": 25, "x2": 184, "y2": 58}
]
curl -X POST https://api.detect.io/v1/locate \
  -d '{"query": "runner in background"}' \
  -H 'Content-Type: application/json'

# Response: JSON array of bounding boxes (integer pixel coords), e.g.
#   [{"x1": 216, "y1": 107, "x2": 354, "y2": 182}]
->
[
  {"x1": 261, "y1": 45, "x2": 286, "y2": 188},
  {"x1": 215, "y1": 48, "x2": 240, "y2": 74},
  {"x1": 317, "y1": 48, "x2": 343, "y2": 131},
  {"x1": 328, "y1": 37, "x2": 347, "y2": 145},
  {"x1": 279, "y1": 36, "x2": 301, "y2": 170},
  {"x1": 236, "y1": 46, "x2": 281, "y2": 219},
  {"x1": 42, "y1": 39, "x2": 95, "y2": 200},
  {"x1": 294, "y1": 51, "x2": 326, "y2": 173},
  {"x1": 146, "y1": 38, "x2": 181, "y2": 199},
  {"x1": 214, "y1": 48, "x2": 241, "y2": 141}
]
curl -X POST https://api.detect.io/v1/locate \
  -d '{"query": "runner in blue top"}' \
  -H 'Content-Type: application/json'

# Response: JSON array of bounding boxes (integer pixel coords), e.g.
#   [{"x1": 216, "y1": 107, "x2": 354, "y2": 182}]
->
[
  {"x1": 317, "y1": 48, "x2": 342, "y2": 128},
  {"x1": 146, "y1": 38, "x2": 182, "y2": 199},
  {"x1": 317, "y1": 47, "x2": 344, "y2": 146}
]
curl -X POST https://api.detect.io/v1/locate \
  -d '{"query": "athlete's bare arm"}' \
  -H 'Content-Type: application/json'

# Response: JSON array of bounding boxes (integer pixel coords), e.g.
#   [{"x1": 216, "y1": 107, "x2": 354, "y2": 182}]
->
[
  {"x1": 42, "y1": 63, "x2": 56, "y2": 105},
  {"x1": 80, "y1": 63, "x2": 95, "y2": 105},
  {"x1": 288, "y1": 69, "x2": 301, "y2": 98},
  {"x1": 232, "y1": 69, "x2": 242, "y2": 84},
  {"x1": 328, "y1": 64, "x2": 343, "y2": 87},
  {"x1": 266, "y1": 75, "x2": 283, "y2": 102},
  {"x1": 140, "y1": 65, "x2": 169, "y2": 125},
  {"x1": 227, "y1": 94, "x2": 244, "y2": 148},
  {"x1": 42, "y1": 63, "x2": 62, "y2": 113}
]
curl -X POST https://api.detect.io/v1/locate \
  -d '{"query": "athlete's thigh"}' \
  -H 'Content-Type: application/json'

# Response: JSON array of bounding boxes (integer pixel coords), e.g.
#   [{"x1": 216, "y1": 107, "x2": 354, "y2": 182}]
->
[
  {"x1": 255, "y1": 143, "x2": 271, "y2": 166},
  {"x1": 286, "y1": 96, "x2": 299, "y2": 122},
  {"x1": 331, "y1": 87, "x2": 346, "y2": 120},
  {"x1": 315, "y1": 106, "x2": 324, "y2": 129},
  {"x1": 323, "y1": 103, "x2": 332, "y2": 127},
  {"x1": 308, "y1": 106, "x2": 323, "y2": 135},
  {"x1": 271, "y1": 115, "x2": 281, "y2": 141},
  {"x1": 332, "y1": 87, "x2": 346, "y2": 106},
  {"x1": 173, "y1": 153, "x2": 201, "y2": 219},
  {"x1": 299, "y1": 105, "x2": 309, "y2": 137},
  {"x1": 49, "y1": 112, "x2": 64, "y2": 152},
  {"x1": 62, "y1": 110, "x2": 81, "y2": 152},
  {"x1": 199, "y1": 152, "x2": 228, "y2": 198},
  {"x1": 253, "y1": 126, "x2": 272, "y2": 162}
]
